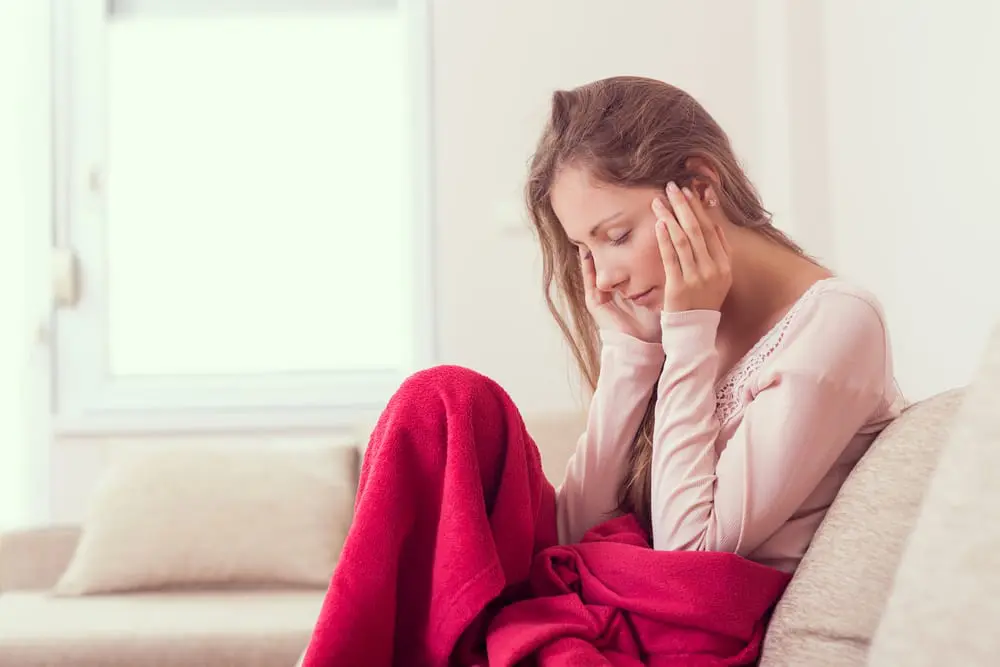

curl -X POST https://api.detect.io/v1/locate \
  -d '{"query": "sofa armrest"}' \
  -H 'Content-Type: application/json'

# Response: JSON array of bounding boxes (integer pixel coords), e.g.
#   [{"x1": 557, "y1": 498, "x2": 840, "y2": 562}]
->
[{"x1": 0, "y1": 525, "x2": 80, "y2": 591}]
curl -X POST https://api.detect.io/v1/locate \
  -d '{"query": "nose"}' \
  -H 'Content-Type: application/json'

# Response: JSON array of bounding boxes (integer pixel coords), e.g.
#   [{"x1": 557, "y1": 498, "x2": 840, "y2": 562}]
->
[{"x1": 594, "y1": 260, "x2": 627, "y2": 293}]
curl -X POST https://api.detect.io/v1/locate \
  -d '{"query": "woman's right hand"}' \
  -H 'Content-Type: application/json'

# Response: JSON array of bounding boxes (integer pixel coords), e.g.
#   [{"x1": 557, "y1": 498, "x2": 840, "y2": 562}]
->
[{"x1": 581, "y1": 254, "x2": 661, "y2": 343}]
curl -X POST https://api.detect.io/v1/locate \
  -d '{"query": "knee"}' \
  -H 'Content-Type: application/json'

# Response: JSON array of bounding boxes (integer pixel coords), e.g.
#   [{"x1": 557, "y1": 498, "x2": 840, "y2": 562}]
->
[
  {"x1": 391, "y1": 364, "x2": 511, "y2": 415},
  {"x1": 396, "y1": 364, "x2": 496, "y2": 400}
]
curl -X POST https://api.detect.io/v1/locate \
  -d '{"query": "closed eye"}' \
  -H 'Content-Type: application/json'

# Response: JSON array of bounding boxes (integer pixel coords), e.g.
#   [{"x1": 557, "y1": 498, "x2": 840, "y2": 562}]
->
[
  {"x1": 609, "y1": 230, "x2": 631, "y2": 246},
  {"x1": 575, "y1": 229, "x2": 630, "y2": 260}
]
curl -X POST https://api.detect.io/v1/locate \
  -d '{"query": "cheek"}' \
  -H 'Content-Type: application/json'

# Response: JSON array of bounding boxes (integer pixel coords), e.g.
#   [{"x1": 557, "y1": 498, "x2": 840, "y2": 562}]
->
[{"x1": 634, "y1": 228, "x2": 666, "y2": 284}]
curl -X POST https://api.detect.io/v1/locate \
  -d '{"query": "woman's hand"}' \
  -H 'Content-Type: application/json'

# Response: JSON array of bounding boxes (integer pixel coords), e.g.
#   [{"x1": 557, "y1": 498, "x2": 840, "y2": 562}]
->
[
  {"x1": 652, "y1": 182, "x2": 733, "y2": 313},
  {"x1": 581, "y1": 252, "x2": 661, "y2": 343}
]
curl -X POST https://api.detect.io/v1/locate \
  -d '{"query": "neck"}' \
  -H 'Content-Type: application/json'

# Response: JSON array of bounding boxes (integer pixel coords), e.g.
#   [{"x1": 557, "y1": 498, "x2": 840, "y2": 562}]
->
[{"x1": 717, "y1": 224, "x2": 827, "y2": 340}]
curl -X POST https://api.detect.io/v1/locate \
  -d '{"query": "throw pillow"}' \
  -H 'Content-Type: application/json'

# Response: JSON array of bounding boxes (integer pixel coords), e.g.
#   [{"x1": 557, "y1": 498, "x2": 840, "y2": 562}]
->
[{"x1": 54, "y1": 443, "x2": 357, "y2": 595}]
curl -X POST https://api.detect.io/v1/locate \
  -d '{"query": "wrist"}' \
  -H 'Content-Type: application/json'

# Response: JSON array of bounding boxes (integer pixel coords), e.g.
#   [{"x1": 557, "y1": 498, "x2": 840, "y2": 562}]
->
[
  {"x1": 600, "y1": 328, "x2": 665, "y2": 358},
  {"x1": 659, "y1": 310, "x2": 722, "y2": 350}
]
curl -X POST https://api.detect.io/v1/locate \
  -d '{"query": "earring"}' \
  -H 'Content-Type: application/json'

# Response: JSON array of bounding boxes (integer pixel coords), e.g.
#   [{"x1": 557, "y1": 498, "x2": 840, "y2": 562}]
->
[{"x1": 706, "y1": 197, "x2": 718, "y2": 208}]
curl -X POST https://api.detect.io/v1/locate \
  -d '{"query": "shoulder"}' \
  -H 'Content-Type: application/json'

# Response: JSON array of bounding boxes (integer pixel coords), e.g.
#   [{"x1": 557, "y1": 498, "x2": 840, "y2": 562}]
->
[
  {"x1": 795, "y1": 277, "x2": 889, "y2": 342},
  {"x1": 763, "y1": 277, "x2": 892, "y2": 381}
]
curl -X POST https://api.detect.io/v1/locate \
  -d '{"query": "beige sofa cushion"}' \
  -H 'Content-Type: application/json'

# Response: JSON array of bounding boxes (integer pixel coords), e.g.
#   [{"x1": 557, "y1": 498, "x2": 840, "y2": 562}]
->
[
  {"x1": 867, "y1": 327, "x2": 1000, "y2": 666},
  {"x1": 759, "y1": 387, "x2": 965, "y2": 667},
  {"x1": 524, "y1": 411, "x2": 587, "y2": 485},
  {"x1": 0, "y1": 589, "x2": 323, "y2": 667},
  {"x1": 0, "y1": 525, "x2": 80, "y2": 592},
  {"x1": 55, "y1": 444, "x2": 357, "y2": 595}
]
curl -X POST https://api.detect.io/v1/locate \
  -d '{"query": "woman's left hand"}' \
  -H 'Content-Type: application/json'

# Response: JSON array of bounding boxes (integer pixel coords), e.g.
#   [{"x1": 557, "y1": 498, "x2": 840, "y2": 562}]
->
[{"x1": 652, "y1": 182, "x2": 733, "y2": 313}]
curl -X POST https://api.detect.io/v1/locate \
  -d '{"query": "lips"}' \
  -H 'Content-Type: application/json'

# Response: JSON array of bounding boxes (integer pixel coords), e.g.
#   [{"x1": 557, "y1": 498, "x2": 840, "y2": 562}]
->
[{"x1": 627, "y1": 288, "x2": 654, "y2": 301}]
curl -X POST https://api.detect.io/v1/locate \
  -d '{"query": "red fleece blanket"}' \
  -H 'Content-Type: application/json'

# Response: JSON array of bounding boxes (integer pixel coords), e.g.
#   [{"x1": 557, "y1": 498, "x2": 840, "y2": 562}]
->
[{"x1": 301, "y1": 365, "x2": 790, "y2": 667}]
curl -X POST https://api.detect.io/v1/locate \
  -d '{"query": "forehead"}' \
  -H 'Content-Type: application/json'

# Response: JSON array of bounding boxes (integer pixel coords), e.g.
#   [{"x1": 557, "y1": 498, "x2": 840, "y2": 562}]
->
[{"x1": 549, "y1": 165, "x2": 656, "y2": 241}]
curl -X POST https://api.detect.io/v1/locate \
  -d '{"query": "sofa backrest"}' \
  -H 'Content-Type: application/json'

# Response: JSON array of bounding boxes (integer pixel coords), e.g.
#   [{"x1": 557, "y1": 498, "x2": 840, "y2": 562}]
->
[
  {"x1": 0, "y1": 525, "x2": 81, "y2": 592},
  {"x1": 759, "y1": 387, "x2": 964, "y2": 666},
  {"x1": 866, "y1": 324, "x2": 1000, "y2": 666},
  {"x1": 522, "y1": 411, "x2": 587, "y2": 485}
]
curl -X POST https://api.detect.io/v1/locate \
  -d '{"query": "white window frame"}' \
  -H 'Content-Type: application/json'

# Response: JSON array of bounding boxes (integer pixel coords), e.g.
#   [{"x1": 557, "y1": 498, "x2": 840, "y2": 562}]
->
[{"x1": 49, "y1": 0, "x2": 436, "y2": 436}]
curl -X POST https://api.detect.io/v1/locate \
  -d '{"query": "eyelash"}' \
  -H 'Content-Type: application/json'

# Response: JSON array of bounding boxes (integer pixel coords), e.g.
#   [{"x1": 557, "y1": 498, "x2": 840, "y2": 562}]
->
[
  {"x1": 609, "y1": 230, "x2": 631, "y2": 246},
  {"x1": 579, "y1": 230, "x2": 631, "y2": 260}
]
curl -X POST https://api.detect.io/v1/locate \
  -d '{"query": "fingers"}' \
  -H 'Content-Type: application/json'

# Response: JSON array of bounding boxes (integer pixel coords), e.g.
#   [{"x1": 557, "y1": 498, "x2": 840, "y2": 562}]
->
[
  {"x1": 655, "y1": 182, "x2": 733, "y2": 277},
  {"x1": 651, "y1": 182, "x2": 734, "y2": 312},
  {"x1": 652, "y1": 196, "x2": 699, "y2": 283},
  {"x1": 579, "y1": 251, "x2": 611, "y2": 306},
  {"x1": 653, "y1": 207, "x2": 684, "y2": 285},
  {"x1": 684, "y1": 186, "x2": 728, "y2": 268},
  {"x1": 666, "y1": 215, "x2": 699, "y2": 278},
  {"x1": 665, "y1": 183, "x2": 713, "y2": 271},
  {"x1": 580, "y1": 250, "x2": 597, "y2": 290}
]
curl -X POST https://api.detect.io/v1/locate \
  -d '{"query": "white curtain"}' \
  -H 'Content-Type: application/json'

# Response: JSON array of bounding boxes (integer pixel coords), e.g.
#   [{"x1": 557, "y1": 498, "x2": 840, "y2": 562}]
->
[{"x1": 0, "y1": 0, "x2": 48, "y2": 530}]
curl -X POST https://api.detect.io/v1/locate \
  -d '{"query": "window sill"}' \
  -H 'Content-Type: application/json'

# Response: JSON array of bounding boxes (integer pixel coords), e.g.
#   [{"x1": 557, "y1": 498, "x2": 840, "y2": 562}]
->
[{"x1": 52, "y1": 403, "x2": 384, "y2": 438}]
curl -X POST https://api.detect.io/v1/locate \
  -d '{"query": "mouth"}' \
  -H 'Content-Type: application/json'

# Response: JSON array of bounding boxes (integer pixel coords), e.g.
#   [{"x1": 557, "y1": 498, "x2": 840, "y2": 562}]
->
[{"x1": 627, "y1": 287, "x2": 655, "y2": 302}]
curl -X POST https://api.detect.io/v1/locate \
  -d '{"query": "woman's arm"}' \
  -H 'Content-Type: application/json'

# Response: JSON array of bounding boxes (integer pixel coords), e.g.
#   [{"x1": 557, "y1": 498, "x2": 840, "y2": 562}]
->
[
  {"x1": 648, "y1": 290, "x2": 889, "y2": 554},
  {"x1": 555, "y1": 329, "x2": 663, "y2": 545}
]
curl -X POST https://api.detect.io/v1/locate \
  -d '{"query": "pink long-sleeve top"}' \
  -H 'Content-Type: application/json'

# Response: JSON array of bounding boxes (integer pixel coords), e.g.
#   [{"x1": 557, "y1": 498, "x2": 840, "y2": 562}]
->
[{"x1": 555, "y1": 277, "x2": 905, "y2": 572}]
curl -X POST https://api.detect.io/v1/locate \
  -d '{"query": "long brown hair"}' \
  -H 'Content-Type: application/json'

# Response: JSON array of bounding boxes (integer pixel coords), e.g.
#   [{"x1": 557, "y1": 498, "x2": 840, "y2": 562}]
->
[{"x1": 524, "y1": 76, "x2": 804, "y2": 535}]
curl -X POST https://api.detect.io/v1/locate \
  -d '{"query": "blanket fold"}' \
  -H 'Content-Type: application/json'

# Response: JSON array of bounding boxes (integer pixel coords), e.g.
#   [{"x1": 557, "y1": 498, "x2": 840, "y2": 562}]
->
[{"x1": 301, "y1": 365, "x2": 790, "y2": 667}]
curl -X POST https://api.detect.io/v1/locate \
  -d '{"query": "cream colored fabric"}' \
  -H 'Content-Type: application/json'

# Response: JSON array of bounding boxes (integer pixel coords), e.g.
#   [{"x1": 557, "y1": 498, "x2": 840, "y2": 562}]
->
[
  {"x1": 55, "y1": 444, "x2": 357, "y2": 595},
  {"x1": 759, "y1": 388, "x2": 965, "y2": 667},
  {"x1": 0, "y1": 525, "x2": 80, "y2": 591},
  {"x1": 867, "y1": 327, "x2": 1000, "y2": 666},
  {"x1": 0, "y1": 589, "x2": 322, "y2": 667},
  {"x1": 525, "y1": 411, "x2": 588, "y2": 485}
]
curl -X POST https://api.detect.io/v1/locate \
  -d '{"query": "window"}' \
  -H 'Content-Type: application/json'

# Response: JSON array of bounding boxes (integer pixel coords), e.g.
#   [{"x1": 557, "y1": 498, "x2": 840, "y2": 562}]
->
[
  {"x1": 51, "y1": 0, "x2": 434, "y2": 434},
  {"x1": 3, "y1": 0, "x2": 53, "y2": 527}
]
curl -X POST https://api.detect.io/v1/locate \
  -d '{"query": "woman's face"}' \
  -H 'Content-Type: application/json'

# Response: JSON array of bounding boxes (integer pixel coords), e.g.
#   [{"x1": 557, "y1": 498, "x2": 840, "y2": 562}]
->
[{"x1": 550, "y1": 165, "x2": 666, "y2": 309}]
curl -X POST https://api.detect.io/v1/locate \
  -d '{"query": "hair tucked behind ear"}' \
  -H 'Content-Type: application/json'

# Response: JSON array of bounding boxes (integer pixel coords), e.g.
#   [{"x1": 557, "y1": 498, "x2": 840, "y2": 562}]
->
[{"x1": 524, "y1": 76, "x2": 806, "y2": 537}]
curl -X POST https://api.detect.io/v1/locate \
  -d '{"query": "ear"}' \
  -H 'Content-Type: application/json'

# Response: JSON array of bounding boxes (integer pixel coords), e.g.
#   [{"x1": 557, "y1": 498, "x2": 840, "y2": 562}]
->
[{"x1": 683, "y1": 157, "x2": 721, "y2": 205}]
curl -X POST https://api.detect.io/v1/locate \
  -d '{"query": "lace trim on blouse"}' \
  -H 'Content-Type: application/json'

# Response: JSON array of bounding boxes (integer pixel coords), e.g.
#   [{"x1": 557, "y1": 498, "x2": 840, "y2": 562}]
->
[{"x1": 713, "y1": 279, "x2": 831, "y2": 427}]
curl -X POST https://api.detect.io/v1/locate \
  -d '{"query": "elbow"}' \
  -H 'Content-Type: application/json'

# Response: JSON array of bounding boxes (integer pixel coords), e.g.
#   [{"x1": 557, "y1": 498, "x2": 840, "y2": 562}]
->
[
  {"x1": 650, "y1": 505, "x2": 731, "y2": 553},
  {"x1": 652, "y1": 527, "x2": 710, "y2": 552}
]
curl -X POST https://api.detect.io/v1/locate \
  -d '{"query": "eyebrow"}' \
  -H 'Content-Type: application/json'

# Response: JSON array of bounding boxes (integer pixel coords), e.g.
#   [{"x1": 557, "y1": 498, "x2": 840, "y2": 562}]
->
[
  {"x1": 568, "y1": 210, "x2": 625, "y2": 245},
  {"x1": 589, "y1": 210, "x2": 625, "y2": 236}
]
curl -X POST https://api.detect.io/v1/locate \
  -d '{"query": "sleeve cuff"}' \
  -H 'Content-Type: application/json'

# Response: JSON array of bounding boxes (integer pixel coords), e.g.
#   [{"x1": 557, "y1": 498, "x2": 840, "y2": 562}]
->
[
  {"x1": 599, "y1": 328, "x2": 665, "y2": 359},
  {"x1": 660, "y1": 309, "x2": 722, "y2": 352}
]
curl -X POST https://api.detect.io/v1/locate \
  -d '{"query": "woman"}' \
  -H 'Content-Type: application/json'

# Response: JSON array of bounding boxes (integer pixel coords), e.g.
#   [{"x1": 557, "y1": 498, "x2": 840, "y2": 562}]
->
[
  {"x1": 301, "y1": 76, "x2": 904, "y2": 667},
  {"x1": 532, "y1": 76, "x2": 904, "y2": 572}
]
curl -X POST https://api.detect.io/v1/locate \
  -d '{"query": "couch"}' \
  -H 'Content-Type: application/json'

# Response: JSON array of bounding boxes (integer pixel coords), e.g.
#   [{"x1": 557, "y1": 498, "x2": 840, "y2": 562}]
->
[{"x1": 3, "y1": 326, "x2": 999, "y2": 666}]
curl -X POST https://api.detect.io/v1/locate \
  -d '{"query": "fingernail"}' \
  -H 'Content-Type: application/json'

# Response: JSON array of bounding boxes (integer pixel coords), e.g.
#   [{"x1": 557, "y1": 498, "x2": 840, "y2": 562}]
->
[
  {"x1": 667, "y1": 181, "x2": 680, "y2": 194},
  {"x1": 682, "y1": 187, "x2": 694, "y2": 199}
]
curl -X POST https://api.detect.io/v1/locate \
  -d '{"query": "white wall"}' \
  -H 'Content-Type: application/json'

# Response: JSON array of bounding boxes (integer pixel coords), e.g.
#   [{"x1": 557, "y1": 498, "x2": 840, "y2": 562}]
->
[
  {"x1": 432, "y1": 0, "x2": 1000, "y2": 409},
  {"x1": 431, "y1": 0, "x2": 775, "y2": 412},
  {"x1": 822, "y1": 0, "x2": 1000, "y2": 401},
  {"x1": 32, "y1": 1, "x2": 1000, "y2": 521}
]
